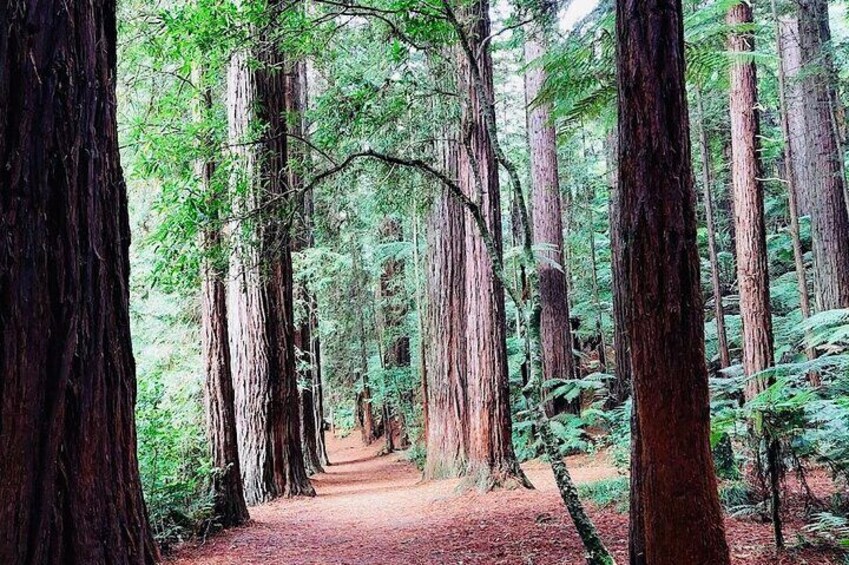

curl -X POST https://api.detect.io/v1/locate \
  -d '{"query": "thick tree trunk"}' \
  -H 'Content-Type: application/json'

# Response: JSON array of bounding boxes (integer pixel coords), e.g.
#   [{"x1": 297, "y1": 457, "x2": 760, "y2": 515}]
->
[
  {"x1": 196, "y1": 72, "x2": 251, "y2": 527},
  {"x1": 458, "y1": 0, "x2": 530, "y2": 490},
  {"x1": 202, "y1": 234, "x2": 251, "y2": 526},
  {"x1": 798, "y1": 0, "x2": 849, "y2": 311},
  {"x1": 617, "y1": 0, "x2": 731, "y2": 561},
  {"x1": 424, "y1": 130, "x2": 470, "y2": 479},
  {"x1": 0, "y1": 1, "x2": 159, "y2": 563},
  {"x1": 524, "y1": 33, "x2": 577, "y2": 415},
  {"x1": 695, "y1": 92, "x2": 732, "y2": 369},
  {"x1": 728, "y1": 2, "x2": 775, "y2": 398},
  {"x1": 226, "y1": 13, "x2": 313, "y2": 503}
]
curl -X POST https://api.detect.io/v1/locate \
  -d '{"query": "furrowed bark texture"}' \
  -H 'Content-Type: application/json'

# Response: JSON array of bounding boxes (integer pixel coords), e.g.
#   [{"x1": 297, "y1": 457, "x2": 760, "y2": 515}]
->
[
  {"x1": 227, "y1": 17, "x2": 313, "y2": 504},
  {"x1": 0, "y1": 1, "x2": 159, "y2": 562},
  {"x1": 524, "y1": 33, "x2": 577, "y2": 413},
  {"x1": 288, "y1": 59, "x2": 324, "y2": 476},
  {"x1": 798, "y1": 0, "x2": 849, "y2": 311},
  {"x1": 617, "y1": 0, "x2": 731, "y2": 561},
  {"x1": 197, "y1": 76, "x2": 250, "y2": 527},
  {"x1": 458, "y1": 0, "x2": 529, "y2": 490},
  {"x1": 424, "y1": 131, "x2": 469, "y2": 479},
  {"x1": 728, "y1": 2, "x2": 775, "y2": 397},
  {"x1": 202, "y1": 230, "x2": 251, "y2": 527}
]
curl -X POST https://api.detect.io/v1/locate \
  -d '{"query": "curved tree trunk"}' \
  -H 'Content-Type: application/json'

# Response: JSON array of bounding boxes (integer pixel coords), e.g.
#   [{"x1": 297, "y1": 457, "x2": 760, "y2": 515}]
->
[
  {"x1": 458, "y1": 0, "x2": 530, "y2": 490},
  {"x1": 798, "y1": 0, "x2": 849, "y2": 311},
  {"x1": 617, "y1": 0, "x2": 731, "y2": 561},
  {"x1": 0, "y1": 1, "x2": 159, "y2": 562},
  {"x1": 524, "y1": 31, "x2": 577, "y2": 415}
]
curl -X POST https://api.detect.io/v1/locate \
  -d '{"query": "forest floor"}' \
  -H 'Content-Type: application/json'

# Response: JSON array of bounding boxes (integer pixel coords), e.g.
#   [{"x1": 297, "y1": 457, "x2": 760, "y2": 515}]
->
[{"x1": 170, "y1": 434, "x2": 844, "y2": 565}]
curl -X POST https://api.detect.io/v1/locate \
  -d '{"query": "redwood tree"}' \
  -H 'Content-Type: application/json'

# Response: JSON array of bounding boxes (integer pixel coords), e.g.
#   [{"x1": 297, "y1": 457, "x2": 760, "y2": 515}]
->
[
  {"x1": 424, "y1": 131, "x2": 470, "y2": 480},
  {"x1": 197, "y1": 74, "x2": 250, "y2": 527},
  {"x1": 798, "y1": 0, "x2": 849, "y2": 311},
  {"x1": 728, "y1": 0, "x2": 775, "y2": 398},
  {"x1": 0, "y1": 1, "x2": 158, "y2": 562},
  {"x1": 227, "y1": 8, "x2": 313, "y2": 502},
  {"x1": 458, "y1": 0, "x2": 530, "y2": 490},
  {"x1": 524, "y1": 22, "x2": 577, "y2": 414},
  {"x1": 617, "y1": 0, "x2": 731, "y2": 561}
]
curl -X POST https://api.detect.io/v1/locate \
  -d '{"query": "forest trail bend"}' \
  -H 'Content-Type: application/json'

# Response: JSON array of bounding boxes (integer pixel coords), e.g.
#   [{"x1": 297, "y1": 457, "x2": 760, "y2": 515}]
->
[{"x1": 170, "y1": 435, "x2": 837, "y2": 565}]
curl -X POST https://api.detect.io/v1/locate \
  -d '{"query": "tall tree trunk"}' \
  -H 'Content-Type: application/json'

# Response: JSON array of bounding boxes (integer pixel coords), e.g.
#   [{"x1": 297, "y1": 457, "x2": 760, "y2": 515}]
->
[
  {"x1": 728, "y1": 3, "x2": 783, "y2": 545},
  {"x1": 524, "y1": 30, "x2": 577, "y2": 415},
  {"x1": 424, "y1": 131, "x2": 470, "y2": 479},
  {"x1": 695, "y1": 91, "x2": 732, "y2": 369},
  {"x1": 0, "y1": 2, "x2": 159, "y2": 562},
  {"x1": 353, "y1": 248, "x2": 377, "y2": 445},
  {"x1": 798, "y1": 0, "x2": 849, "y2": 311},
  {"x1": 607, "y1": 131, "x2": 631, "y2": 404},
  {"x1": 288, "y1": 58, "x2": 324, "y2": 476},
  {"x1": 458, "y1": 0, "x2": 530, "y2": 490},
  {"x1": 195, "y1": 68, "x2": 251, "y2": 528},
  {"x1": 779, "y1": 16, "x2": 814, "y2": 218},
  {"x1": 728, "y1": 2, "x2": 776, "y2": 398},
  {"x1": 617, "y1": 0, "x2": 731, "y2": 560},
  {"x1": 379, "y1": 217, "x2": 411, "y2": 451},
  {"x1": 775, "y1": 11, "x2": 817, "y2": 371},
  {"x1": 226, "y1": 9, "x2": 313, "y2": 503}
]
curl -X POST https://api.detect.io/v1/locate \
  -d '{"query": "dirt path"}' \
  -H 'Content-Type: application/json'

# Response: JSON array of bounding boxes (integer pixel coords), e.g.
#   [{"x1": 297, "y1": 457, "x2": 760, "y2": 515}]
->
[{"x1": 170, "y1": 435, "x2": 840, "y2": 564}]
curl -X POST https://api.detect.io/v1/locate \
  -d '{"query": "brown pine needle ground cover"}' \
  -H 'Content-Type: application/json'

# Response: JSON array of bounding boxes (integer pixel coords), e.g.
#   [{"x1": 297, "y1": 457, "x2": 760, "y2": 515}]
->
[{"x1": 170, "y1": 435, "x2": 843, "y2": 565}]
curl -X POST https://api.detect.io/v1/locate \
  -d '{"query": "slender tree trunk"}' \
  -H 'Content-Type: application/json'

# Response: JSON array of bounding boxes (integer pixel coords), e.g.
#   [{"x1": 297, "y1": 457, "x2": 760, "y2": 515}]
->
[
  {"x1": 424, "y1": 130, "x2": 470, "y2": 479},
  {"x1": 779, "y1": 16, "x2": 814, "y2": 218},
  {"x1": 728, "y1": 2, "x2": 776, "y2": 398},
  {"x1": 226, "y1": 8, "x2": 313, "y2": 503},
  {"x1": 607, "y1": 131, "x2": 631, "y2": 404},
  {"x1": 695, "y1": 91, "x2": 732, "y2": 369},
  {"x1": 617, "y1": 0, "x2": 731, "y2": 561},
  {"x1": 458, "y1": 0, "x2": 530, "y2": 490},
  {"x1": 728, "y1": 3, "x2": 783, "y2": 546},
  {"x1": 353, "y1": 249, "x2": 377, "y2": 445},
  {"x1": 195, "y1": 68, "x2": 251, "y2": 528},
  {"x1": 524, "y1": 31, "x2": 577, "y2": 415},
  {"x1": 587, "y1": 203, "x2": 608, "y2": 373},
  {"x1": 379, "y1": 217, "x2": 411, "y2": 451},
  {"x1": 798, "y1": 0, "x2": 849, "y2": 311},
  {"x1": 0, "y1": 2, "x2": 159, "y2": 562}
]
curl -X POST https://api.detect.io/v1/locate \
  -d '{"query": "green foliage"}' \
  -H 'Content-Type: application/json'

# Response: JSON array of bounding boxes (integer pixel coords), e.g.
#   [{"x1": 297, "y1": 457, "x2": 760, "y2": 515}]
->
[{"x1": 577, "y1": 477, "x2": 629, "y2": 512}]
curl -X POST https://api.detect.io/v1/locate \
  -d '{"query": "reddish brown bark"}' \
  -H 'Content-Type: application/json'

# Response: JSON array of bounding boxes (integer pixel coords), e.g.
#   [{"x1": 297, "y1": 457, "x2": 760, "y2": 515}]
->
[
  {"x1": 197, "y1": 76, "x2": 250, "y2": 527},
  {"x1": 524, "y1": 32, "x2": 577, "y2": 414},
  {"x1": 798, "y1": 0, "x2": 849, "y2": 311},
  {"x1": 424, "y1": 129, "x2": 469, "y2": 479},
  {"x1": 226, "y1": 11, "x2": 313, "y2": 503},
  {"x1": 458, "y1": 0, "x2": 529, "y2": 490},
  {"x1": 728, "y1": 1, "x2": 775, "y2": 398},
  {"x1": 0, "y1": 1, "x2": 159, "y2": 562},
  {"x1": 617, "y1": 0, "x2": 731, "y2": 561}
]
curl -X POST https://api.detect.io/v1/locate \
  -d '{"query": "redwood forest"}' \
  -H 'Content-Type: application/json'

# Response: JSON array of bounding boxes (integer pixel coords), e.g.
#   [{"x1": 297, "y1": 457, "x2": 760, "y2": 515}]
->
[{"x1": 5, "y1": 0, "x2": 849, "y2": 563}]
